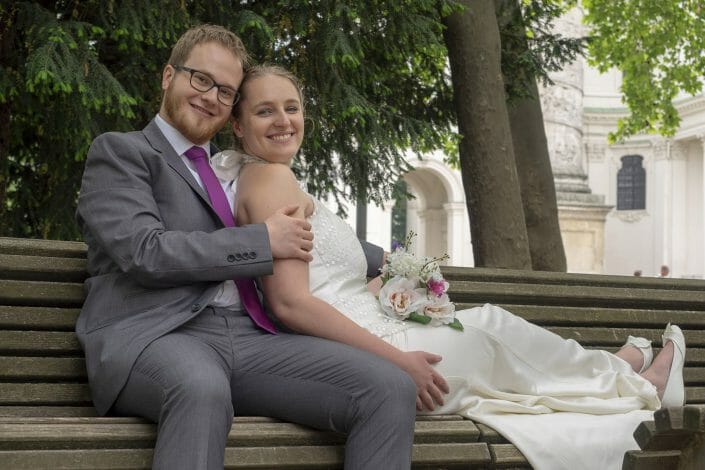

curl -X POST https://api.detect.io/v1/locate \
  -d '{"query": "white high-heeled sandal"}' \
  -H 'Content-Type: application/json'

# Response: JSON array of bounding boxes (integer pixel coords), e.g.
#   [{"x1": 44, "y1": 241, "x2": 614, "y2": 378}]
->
[
  {"x1": 660, "y1": 323, "x2": 686, "y2": 408},
  {"x1": 621, "y1": 335, "x2": 653, "y2": 373}
]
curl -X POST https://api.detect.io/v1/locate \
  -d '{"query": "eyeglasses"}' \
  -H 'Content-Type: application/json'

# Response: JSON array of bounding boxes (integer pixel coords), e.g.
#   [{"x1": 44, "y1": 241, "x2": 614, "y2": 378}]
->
[{"x1": 171, "y1": 65, "x2": 240, "y2": 106}]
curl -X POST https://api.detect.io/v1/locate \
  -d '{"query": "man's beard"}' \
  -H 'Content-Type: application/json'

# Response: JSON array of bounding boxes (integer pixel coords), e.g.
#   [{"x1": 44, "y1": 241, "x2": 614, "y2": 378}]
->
[{"x1": 162, "y1": 87, "x2": 223, "y2": 144}]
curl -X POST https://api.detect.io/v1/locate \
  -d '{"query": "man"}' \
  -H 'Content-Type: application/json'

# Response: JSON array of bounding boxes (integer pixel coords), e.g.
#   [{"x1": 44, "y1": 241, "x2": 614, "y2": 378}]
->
[{"x1": 76, "y1": 24, "x2": 418, "y2": 469}]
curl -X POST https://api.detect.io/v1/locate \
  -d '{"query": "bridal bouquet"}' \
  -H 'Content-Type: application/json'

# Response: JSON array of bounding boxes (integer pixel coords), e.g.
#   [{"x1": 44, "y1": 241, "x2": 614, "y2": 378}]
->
[{"x1": 377, "y1": 232, "x2": 463, "y2": 331}]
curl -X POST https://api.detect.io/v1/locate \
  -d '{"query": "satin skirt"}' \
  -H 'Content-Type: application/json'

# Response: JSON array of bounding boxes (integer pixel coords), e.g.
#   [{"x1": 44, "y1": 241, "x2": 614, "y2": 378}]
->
[{"x1": 385, "y1": 303, "x2": 659, "y2": 470}]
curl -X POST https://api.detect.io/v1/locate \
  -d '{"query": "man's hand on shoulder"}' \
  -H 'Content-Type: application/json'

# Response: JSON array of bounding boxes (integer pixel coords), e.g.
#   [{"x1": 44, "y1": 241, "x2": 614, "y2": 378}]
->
[{"x1": 265, "y1": 205, "x2": 314, "y2": 262}]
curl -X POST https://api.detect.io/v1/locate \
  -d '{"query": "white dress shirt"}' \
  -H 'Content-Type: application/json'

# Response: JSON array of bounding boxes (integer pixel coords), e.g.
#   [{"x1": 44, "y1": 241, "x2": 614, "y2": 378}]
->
[{"x1": 155, "y1": 114, "x2": 242, "y2": 310}]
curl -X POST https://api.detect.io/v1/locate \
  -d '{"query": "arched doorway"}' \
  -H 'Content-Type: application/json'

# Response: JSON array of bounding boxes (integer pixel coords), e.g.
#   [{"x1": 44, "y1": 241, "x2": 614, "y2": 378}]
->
[{"x1": 401, "y1": 157, "x2": 473, "y2": 266}]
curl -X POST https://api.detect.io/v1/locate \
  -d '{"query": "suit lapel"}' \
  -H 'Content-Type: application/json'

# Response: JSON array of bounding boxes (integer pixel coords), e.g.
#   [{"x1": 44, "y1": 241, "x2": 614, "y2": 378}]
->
[{"x1": 142, "y1": 119, "x2": 223, "y2": 226}]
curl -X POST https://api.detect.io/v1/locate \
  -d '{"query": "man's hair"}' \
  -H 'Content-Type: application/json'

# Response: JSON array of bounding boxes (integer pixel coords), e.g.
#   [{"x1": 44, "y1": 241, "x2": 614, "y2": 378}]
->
[{"x1": 168, "y1": 24, "x2": 251, "y2": 68}]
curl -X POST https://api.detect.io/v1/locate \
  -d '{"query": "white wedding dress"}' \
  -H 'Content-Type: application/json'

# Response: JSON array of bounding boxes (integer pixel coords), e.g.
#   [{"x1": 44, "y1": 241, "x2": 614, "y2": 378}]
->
[{"x1": 306, "y1": 197, "x2": 659, "y2": 470}]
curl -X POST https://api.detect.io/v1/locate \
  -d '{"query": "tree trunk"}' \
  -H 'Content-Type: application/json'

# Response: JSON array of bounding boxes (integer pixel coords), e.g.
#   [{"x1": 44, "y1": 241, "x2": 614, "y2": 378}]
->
[
  {"x1": 443, "y1": 0, "x2": 531, "y2": 269},
  {"x1": 497, "y1": 0, "x2": 567, "y2": 271},
  {"x1": 507, "y1": 80, "x2": 567, "y2": 271},
  {"x1": 356, "y1": 191, "x2": 368, "y2": 241}
]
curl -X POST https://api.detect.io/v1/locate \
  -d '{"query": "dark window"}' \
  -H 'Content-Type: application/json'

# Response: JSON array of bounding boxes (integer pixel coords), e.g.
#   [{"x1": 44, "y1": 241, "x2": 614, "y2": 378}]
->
[
  {"x1": 617, "y1": 155, "x2": 646, "y2": 210},
  {"x1": 390, "y1": 180, "x2": 408, "y2": 250}
]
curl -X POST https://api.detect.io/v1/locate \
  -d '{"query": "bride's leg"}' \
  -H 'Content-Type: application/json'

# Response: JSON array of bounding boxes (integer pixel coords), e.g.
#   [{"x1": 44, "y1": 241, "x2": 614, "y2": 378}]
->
[
  {"x1": 614, "y1": 339, "x2": 651, "y2": 373},
  {"x1": 640, "y1": 341, "x2": 674, "y2": 398},
  {"x1": 614, "y1": 347, "x2": 645, "y2": 372},
  {"x1": 450, "y1": 304, "x2": 637, "y2": 388}
]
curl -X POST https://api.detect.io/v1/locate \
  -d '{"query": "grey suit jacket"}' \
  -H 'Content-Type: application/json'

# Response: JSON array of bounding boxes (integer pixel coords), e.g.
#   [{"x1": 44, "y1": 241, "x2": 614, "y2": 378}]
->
[{"x1": 76, "y1": 119, "x2": 383, "y2": 415}]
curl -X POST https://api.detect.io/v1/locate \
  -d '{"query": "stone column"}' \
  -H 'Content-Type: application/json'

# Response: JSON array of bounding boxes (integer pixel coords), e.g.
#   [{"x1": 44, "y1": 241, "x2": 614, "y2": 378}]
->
[
  {"x1": 700, "y1": 135, "x2": 705, "y2": 277},
  {"x1": 418, "y1": 208, "x2": 446, "y2": 258},
  {"x1": 667, "y1": 140, "x2": 689, "y2": 276},
  {"x1": 540, "y1": 6, "x2": 612, "y2": 273},
  {"x1": 406, "y1": 197, "x2": 423, "y2": 255},
  {"x1": 540, "y1": 8, "x2": 590, "y2": 195},
  {"x1": 443, "y1": 201, "x2": 470, "y2": 266}
]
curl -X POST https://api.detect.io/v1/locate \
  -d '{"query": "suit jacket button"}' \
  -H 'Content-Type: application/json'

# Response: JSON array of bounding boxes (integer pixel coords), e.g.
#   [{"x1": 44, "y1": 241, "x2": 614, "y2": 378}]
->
[
  {"x1": 235, "y1": 253, "x2": 243, "y2": 261},
  {"x1": 227, "y1": 254, "x2": 235, "y2": 262},
  {"x1": 248, "y1": 251, "x2": 256, "y2": 259},
  {"x1": 192, "y1": 303, "x2": 201, "y2": 312}
]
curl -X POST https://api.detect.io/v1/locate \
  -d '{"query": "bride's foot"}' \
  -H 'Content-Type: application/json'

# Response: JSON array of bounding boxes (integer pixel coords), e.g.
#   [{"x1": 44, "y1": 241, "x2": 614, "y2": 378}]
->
[
  {"x1": 616, "y1": 336, "x2": 653, "y2": 373},
  {"x1": 641, "y1": 324, "x2": 686, "y2": 407}
]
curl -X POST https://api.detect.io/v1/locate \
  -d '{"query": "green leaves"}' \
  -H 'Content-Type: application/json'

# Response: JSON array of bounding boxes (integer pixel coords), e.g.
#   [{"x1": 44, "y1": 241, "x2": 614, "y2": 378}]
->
[
  {"x1": 2, "y1": 0, "x2": 590, "y2": 240},
  {"x1": 584, "y1": 0, "x2": 705, "y2": 141},
  {"x1": 407, "y1": 312, "x2": 464, "y2": 331},
  {"x1": 2, "y1": 1, "x2": 168, "y2": 238}
]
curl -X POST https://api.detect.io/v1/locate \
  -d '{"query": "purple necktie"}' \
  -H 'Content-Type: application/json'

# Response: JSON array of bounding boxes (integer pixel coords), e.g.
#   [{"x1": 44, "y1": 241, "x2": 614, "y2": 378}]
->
[{"x1": 185, "y1": 146, "x2": 276, "y2": 333}]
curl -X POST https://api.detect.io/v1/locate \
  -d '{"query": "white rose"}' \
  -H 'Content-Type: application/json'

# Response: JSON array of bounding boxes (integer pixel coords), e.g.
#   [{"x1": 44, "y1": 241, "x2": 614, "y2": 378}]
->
[
  {"x1": 422, "y1": 294, "x2": 456, "y2": 326},
  {"x1": 378, "y1": 276, "x2": 428, "y2": 320}
]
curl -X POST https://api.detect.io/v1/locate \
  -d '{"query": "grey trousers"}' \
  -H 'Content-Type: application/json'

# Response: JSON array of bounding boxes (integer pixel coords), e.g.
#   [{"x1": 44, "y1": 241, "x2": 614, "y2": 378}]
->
[{"x1": 113, "y1": 307, "x2": 417, "y2": 469}]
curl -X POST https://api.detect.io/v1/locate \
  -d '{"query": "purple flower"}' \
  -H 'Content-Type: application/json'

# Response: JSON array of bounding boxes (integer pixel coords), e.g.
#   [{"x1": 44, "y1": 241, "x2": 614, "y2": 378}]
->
[{"x1": 427, "y1": 277, "x2": 448, "y2": 297}]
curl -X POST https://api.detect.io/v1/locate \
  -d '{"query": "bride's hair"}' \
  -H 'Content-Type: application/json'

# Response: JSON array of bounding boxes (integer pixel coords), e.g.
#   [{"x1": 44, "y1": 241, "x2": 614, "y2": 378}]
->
[{"x1": 231, "y1": 64, "x2": 305, "y2": 152}]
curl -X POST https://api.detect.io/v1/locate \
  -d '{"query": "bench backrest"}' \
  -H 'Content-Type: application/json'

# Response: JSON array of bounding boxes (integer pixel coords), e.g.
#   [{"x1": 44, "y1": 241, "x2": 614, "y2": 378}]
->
[{"x1": 1, "y1": 237, "x2": 704, "y2": 417}]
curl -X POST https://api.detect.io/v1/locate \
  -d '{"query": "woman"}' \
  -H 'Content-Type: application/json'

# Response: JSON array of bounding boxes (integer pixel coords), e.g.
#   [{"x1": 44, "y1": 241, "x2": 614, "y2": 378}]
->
[{"x1": 215, "y1": 65, "x2": 686, "y2": 470}]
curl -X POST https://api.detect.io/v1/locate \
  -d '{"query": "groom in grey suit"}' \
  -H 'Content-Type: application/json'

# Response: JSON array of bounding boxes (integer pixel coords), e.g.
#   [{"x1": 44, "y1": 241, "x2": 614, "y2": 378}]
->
[{"x1": 76, "y1": 24, "x2": 417, "y2": 469}]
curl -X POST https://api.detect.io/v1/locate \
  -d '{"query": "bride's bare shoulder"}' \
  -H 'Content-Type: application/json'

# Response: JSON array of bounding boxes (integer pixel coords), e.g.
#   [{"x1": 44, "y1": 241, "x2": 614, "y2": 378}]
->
[
  {"x1": 240, "y1": 162, "x2": 297, "y2": 188},
  {"x1": 237, "y1": 162, "x2": 311, "y2": 221}
]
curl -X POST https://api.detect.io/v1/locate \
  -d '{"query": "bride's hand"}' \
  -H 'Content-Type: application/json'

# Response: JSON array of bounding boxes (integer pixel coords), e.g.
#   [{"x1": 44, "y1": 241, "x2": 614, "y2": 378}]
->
[{"x1": 400, "y1": 351, "x2": 449, "y2": 411}]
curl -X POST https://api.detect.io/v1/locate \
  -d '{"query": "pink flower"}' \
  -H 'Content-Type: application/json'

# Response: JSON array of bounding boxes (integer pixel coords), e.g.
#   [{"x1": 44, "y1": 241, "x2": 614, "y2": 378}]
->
[{"x1": 427, "y1": 276, "x2": 448, "y2": 297}]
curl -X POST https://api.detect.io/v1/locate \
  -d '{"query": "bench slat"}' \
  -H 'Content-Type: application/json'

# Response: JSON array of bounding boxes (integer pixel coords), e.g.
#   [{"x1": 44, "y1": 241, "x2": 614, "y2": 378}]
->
[
  {"x1": 0, "y1": 357, "x2": 86, "y2": 380},
  {"x1": 0, "y1": 384, "x2": 92, "y2": 406},
  {"x1": 442, "y1": 266, "x2": 705, "y2": 290},
  {"x1": 0, "y1": 442, "x2": 493, "y2": 469},
  {"x1": 4, "y1": 383, "x2": 703, "y2": 407},
  {"x1": 0, "y1": 238, "x2": 86, "y2": 259},
  {"x1": 4, "y1": 327, "x2": 704, "y2": 356},
  {"x1": 621, "y1": 449, "x2": 681, "y2": 470},
  {"x1": 0, "y1": 419, "x2": 481, "y2": 450},
  {"x1": 0, "y1": 331, "x2": 81, "y2": 355},
  {"x1": 25, "y1": 353, "x2": 705, "y2": 387},
  {"x1": 0, "y1": 407, "x2": 98, "y2": 417},
  {"x1": 458, "y1": 304, "x2": 705, "y2": 329},
  {"x1": 0, "y1": 306, "x2": 80, "y2": 330},
  {"x1": 0, "y1": 280, "x2": 84, "y2": 307},
  {"x1": 0, "y1": 355, "x2": 682, "y2": 384},
  {"x1": 548, "y1": 327, "x2": 705, "y2": 347},
  {"x1": 489, "y1": 443, "x2": 532, "y2": 467},
  {"x1": 2, "y1": 415, "x2": 460, "y2": 424},
  {"x1": 0, "y1": 254, "x2": 87, "y2": 282},
  {"x1": 448, "y1": 281, "x2": 705, "y2": 310}
]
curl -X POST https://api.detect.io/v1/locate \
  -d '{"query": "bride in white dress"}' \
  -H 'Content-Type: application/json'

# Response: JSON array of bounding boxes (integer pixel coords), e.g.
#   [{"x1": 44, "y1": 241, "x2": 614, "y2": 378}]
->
[{"x1": 218, "y1": 64, "x2": 686, "y2": 470}]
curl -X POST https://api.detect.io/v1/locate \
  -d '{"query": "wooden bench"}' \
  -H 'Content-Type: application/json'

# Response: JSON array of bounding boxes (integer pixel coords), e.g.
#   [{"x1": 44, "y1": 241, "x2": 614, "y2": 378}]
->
[{"x1": 1, "y1": 236, "x2": 704, "y2": 469}]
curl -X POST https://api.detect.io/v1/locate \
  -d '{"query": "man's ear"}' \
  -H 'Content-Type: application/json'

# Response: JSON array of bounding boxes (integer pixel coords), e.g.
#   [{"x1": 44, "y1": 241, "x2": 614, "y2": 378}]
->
[{"x1": 161, "y1": 65, "x2": 175, "y2": 91}]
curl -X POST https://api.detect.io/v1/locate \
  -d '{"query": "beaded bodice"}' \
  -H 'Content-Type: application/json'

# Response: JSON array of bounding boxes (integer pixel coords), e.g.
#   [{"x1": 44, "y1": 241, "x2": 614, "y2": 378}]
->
[{"x1": 307, "y1": 198, "x2": 412, "y2": 338}]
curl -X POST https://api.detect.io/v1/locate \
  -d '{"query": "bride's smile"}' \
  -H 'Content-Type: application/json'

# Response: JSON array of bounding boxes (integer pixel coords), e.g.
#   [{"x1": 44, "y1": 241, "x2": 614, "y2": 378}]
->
[{"x1": 232, "y1": 74, "x2": 304, "y2": 164}]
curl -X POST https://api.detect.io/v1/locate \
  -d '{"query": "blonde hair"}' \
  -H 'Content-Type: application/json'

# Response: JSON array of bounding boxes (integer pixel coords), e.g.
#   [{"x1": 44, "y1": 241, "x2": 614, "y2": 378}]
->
[
  {"x1": 232, "y1": 64, "x2": 304, "y2": 119},
  {"x1": 168, "y1": 24, "x2": 251, "y2": 68},
  {"x1": 231, "y1": 65, "x2": 305, "y2": 152}
]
